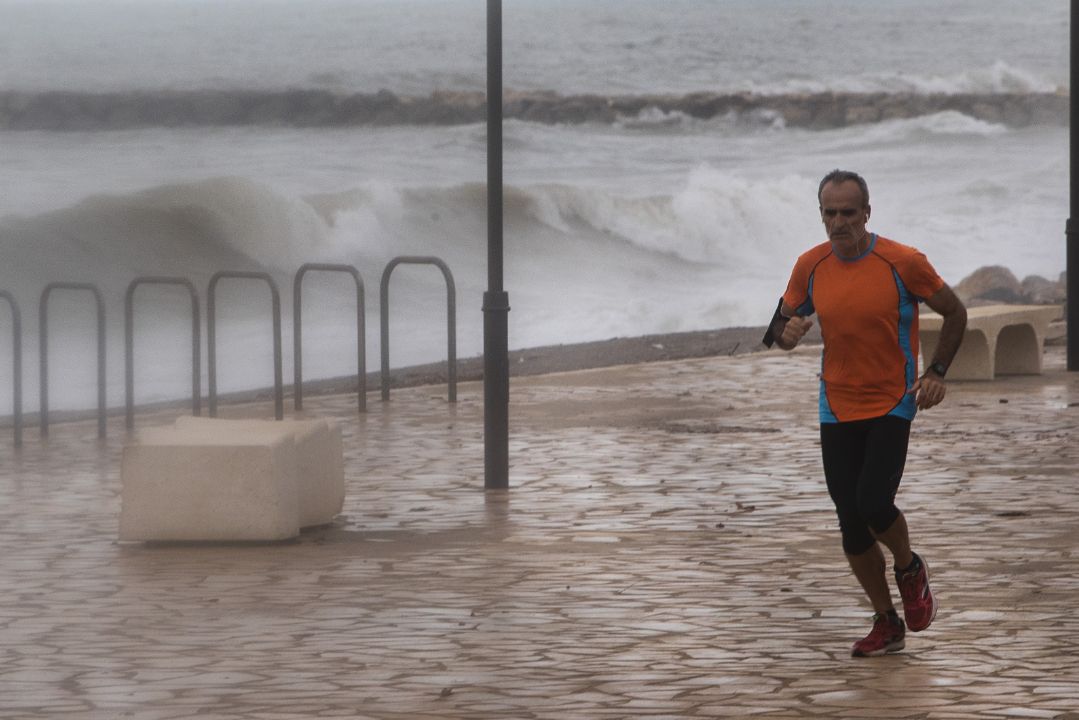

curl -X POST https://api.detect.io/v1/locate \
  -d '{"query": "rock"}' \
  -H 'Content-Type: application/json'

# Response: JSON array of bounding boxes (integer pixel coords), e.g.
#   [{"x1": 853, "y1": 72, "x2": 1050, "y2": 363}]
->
[
  {"x1": 955, "y1": 265, "x2": 1024, "y2": 304},
  {"x1": 0, "y1": 89, "x2": 1067, "y2": 130},
  {"x1": 845, "y1": 104, "x2": 881, "y2": 125},
  {"x1": 970, "y1": 102, "x2": 1004, "y2": 124},
  {"x1": 953, "y1": 266, "x2": 1066, "y2": 307},
  {"x1": 1021, "y1": 274, "x2": 1066, "y2": 305}
]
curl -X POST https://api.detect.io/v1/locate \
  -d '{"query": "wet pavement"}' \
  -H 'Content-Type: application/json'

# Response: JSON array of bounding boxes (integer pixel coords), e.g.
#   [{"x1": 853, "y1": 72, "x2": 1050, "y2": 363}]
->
[{"x1": 1, "y1": 344, "x2": 1078, "y2": 719}]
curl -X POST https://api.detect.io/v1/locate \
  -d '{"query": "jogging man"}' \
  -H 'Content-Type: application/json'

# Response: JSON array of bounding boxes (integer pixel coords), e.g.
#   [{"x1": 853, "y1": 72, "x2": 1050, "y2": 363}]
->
[{"x1": 764, "y1": 169, "x2": 967, "y2": 657}]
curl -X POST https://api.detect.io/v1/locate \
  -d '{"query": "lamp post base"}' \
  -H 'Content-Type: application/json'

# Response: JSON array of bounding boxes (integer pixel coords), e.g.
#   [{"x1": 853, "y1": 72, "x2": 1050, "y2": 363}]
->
[{"x1": 483, "y1": 290, "x2": 510, "y2": 489}]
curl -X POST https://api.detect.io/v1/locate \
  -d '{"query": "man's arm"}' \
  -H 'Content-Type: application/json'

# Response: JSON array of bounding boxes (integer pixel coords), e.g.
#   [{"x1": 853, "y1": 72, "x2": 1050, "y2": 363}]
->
[
  {"x1": 909, "y1": 284, "x2": 967, "y2": 410},
  {"x1": 924, "y1": 284, "x2": 967, "y2": 370}
]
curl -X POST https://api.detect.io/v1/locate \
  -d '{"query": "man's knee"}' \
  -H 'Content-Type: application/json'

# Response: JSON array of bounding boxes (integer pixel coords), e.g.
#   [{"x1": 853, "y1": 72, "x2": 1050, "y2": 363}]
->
[
  {"x1": 837, "y1": 500, "x2": 898, "y2": 554},
  {"x1": 859, "y1": 499, "x2": 900, "y2": 537},
  {"x1": 837, "y1": 512, "x2": 876, "y2": 555}
]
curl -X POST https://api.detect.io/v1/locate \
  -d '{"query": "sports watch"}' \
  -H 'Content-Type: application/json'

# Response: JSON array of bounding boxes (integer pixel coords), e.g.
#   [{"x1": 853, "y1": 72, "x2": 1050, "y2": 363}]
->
[{"x1": 926, "y1": 361, "x2": 948, "y2": 378}]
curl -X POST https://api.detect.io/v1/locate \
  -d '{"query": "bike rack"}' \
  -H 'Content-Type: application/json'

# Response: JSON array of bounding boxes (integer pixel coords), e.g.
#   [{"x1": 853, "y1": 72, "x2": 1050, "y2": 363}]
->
[
  {"x1": 380, "y1": 256, "x2": 456, "y2": 402},
  {"x1": 207, "y1": 271, "x2": 283, "y2": 420},
  {"x1": 124, "y1": 277, "x2": 201, "y2": 431},
  {"x1": 293, "y1": 263, "x2": 366, "y2": 413},
  {"x1": 0, "y1": 291, "x2": 22, "y2": 446},
  {"x1": 39, "y1": 283, "x2": 106, "y2": 439},
  {"x1": 0, "y1": 260, "x2": 462, "y2": 445}
]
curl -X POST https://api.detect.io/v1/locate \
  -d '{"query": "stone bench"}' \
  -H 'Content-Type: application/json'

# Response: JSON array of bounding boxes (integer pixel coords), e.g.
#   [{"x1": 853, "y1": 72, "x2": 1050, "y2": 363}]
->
[
  {"x1": 919, "y1": 304, "x2": 1062, "y2": 381},
  {"x1": 120, "y1": 417, "x2": 344, "y2": 542}
]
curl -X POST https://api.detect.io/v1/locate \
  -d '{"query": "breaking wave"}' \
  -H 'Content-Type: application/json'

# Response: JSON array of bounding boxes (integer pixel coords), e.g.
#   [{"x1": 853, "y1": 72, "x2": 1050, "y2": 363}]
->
[{"x1": 0, "y1": 171, "x2": 822, "y2": 305}]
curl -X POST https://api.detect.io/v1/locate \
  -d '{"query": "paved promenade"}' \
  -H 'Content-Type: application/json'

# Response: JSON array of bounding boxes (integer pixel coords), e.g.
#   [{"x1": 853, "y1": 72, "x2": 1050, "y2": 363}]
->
[{"x1": 1, "y1": 345, "x2": 1078, "y2": 719}]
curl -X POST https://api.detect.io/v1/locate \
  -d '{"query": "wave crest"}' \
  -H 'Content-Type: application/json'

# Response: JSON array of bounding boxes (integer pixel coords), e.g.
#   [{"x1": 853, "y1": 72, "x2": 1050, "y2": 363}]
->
[
  {"x1": 0, "y1": 177, "x2": 340, "y2": 298},
  {"x1": 518, "y1": 172, "x2": 816, "y2": 265}
]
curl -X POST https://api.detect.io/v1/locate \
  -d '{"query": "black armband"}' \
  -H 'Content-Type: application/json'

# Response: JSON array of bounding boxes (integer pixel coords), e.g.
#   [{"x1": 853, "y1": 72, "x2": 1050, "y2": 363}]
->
[{"x1": 762, "y1": 298, "x2": 789, "y2": 348}]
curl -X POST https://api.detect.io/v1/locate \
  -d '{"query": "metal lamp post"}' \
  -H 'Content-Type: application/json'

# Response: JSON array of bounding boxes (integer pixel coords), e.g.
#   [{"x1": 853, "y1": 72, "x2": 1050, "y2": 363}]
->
[
  {"x1": 1069, "y1": 0, "x2": 1079, "y2": 370},
  {"x1": 484, "y1": 0, "x2": 510, "y2": 488}
]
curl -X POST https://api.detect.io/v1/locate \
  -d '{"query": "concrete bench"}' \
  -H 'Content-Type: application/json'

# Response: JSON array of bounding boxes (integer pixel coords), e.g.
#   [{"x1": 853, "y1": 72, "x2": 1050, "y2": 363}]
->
[
  {"x1": 120, "y1": 417, "x2": 344, "y2": 542},
  {"x1": 919, "y1": 304, "x2": 1062, "y2": 381}
]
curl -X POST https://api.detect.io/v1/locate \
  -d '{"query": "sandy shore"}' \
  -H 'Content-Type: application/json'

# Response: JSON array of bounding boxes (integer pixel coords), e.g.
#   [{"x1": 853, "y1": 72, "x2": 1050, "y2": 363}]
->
[
  {"x1": 157, "y1": 306, "x2": 1062, "y2": 417},
  {"x1": 252, "y1": 322, "x2": 824, "y2": 404},
  {"x1": 3, "y1": 323, "x2": 825, "y2": 426}
]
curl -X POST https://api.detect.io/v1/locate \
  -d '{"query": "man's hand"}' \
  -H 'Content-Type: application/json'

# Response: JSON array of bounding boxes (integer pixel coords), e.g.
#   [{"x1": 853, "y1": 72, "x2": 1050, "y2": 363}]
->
[
  {"x1": 778, "y1": 315, "x2": 813, "y2": 350},
  {"x1": 908, "y1": 371, "x2": 946, "y2": 410}
]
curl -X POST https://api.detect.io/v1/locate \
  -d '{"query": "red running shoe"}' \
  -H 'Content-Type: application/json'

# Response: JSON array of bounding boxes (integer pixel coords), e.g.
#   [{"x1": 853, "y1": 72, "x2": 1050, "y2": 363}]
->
[
  {"x1": 851, "y1": 613, "x2": 906, "y2": 657},
  {"x1": 896, "y1": 552, "x2": 938, "y2": 632}
]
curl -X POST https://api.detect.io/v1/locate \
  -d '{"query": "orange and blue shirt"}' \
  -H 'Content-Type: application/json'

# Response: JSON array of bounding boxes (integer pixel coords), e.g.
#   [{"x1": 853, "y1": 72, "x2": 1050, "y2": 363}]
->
[{"x1": 782, "y1": 234, "x2": 945, "y2": 423}]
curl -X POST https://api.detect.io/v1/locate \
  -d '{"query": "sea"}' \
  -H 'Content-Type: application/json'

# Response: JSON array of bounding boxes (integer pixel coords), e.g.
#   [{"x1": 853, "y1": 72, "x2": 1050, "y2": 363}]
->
[{"x1": 0, "y1": 0, "x2": 1069, "y2": 412}]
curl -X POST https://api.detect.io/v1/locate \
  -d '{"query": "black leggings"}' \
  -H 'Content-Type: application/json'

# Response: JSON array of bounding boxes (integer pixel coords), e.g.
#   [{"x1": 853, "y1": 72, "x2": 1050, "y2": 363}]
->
[{"x1": 820, "y1": 415, "x2": 911, "y2": 556}]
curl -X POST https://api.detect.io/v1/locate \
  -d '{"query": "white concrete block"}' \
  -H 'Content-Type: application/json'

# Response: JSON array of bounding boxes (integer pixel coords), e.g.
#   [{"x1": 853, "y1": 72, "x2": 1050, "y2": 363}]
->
[
  {"x1": 120, "y1": 427, "x2": 299, "y2": 542},
  {"x1": 173, "y1": 416, "x2": 345, "y2": 527}
]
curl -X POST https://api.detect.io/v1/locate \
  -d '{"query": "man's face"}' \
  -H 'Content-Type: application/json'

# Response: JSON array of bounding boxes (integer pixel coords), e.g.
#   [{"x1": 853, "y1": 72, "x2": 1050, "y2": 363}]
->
[{"x1": 819, "y1": 180, "x2": 870, "y2": 257}]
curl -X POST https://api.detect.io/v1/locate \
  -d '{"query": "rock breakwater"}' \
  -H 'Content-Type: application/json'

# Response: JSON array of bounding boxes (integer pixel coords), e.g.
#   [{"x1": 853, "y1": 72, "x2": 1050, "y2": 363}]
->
[
  {"x1": 0, "y1": 89, "x2": 1066, "y2": 131},
  {"x1": 955, "y1": 265, "x2": 1067, "y2": 307}
]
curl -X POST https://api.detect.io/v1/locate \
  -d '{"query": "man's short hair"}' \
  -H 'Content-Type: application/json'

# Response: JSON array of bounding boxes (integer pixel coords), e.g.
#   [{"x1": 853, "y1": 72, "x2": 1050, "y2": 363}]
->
[{"x1": 818, "y1": 169, "x2": 869, "y2": 207}]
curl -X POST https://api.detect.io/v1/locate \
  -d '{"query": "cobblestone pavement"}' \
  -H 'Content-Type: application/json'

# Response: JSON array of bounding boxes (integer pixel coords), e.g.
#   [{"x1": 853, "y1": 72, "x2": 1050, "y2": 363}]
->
[{"x1": 1, "y1": 345, "x2": 1078, "y2": 720}]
